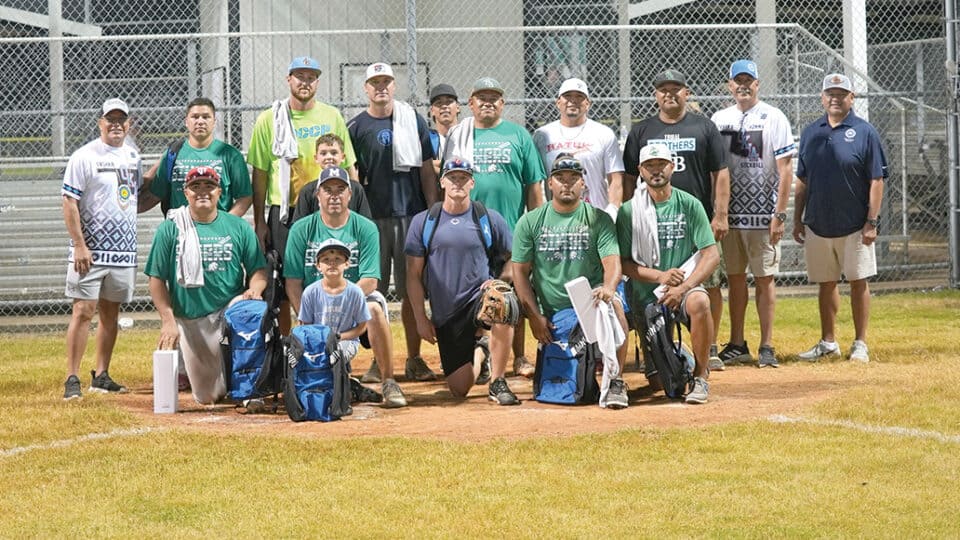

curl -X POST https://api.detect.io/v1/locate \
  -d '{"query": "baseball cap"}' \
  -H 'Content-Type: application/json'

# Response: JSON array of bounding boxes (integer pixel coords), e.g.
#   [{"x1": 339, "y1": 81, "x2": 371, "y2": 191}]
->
[
  {"x1": 550, "y1": 154, "x2": 583, "y2": 176},
  {"x1": 288, "y1": 56, "x2": 322, "y2": 75},
  {"x1": 652, "y1": 69, "x2": 688, "y2": 88},
  {"x1": 365, "y1": 62, "x2": 394, "y2": 82},
  {"x1": 101, "y1": 98, "x2": 129, "y2": 116},
  {"x1": 315, "y1": 238, "x2": 351, "y2": 261},
  {"x1": 729, "y1": 59, "x2": 758, "y2": 80},
  {"x1": 317, "y1": 166, "x2": 350, "y2": 186},
  {"x1": 638, "y1": 143, "x2": 674, "y2": 165},
  {"x1": 822, "y1": 73, "x2": 853, "y2": 92},
  {"x1": 557, "y1": 78, "x2": 589, "y2": 98},
  {"x1": 429, "y1": 83, "x2": 458, "y2": 104},
  {"x1": 471, "y1": 77, "x2": 504, "y2": 96},
  {"x1": 441, "y1": 157, "x2": 474, "y2": 176},
  {"x1": 184, "y1": 166, "x2": 221, "y2": 186}
]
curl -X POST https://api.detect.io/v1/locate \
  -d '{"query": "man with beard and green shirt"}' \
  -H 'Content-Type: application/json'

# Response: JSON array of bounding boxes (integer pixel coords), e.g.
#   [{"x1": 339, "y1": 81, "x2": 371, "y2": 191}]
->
[{"x1": 511, "y1": 155, "x2": 629, "y2": 409}]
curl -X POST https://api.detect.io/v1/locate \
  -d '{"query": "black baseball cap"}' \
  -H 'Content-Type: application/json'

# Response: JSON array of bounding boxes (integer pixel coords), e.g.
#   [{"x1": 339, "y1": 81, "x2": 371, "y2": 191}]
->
[
  {"x1": 653, "y1": 69, "x2": 688, "y2": 88},
  {"x1": 429, "y1": 84, "x2": 457, "y2": 104}
]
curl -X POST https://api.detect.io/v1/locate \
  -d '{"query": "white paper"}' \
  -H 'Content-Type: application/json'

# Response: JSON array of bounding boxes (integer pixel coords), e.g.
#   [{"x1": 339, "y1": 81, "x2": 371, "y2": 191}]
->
[
  {"x1": 653, "y1": 251, "x2": 703, "y2": 300},
  {"x1": 152, "y1": 350, "x2": 179, "y2": 414},
  {"x1": 564, "y1": 276, "x2": 598, "y2": 343}
]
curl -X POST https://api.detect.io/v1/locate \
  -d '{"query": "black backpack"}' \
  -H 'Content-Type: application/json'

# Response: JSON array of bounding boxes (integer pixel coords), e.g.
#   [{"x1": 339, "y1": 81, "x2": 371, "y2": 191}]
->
[{"x1": 642, "y1": 303, "x2": 694, "y2": 399}]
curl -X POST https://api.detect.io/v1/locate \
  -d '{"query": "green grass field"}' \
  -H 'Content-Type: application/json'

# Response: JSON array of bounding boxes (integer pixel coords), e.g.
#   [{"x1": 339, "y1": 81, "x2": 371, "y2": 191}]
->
[{"x1": 1, "y1": 291, "x2": 958, "y2": 537}]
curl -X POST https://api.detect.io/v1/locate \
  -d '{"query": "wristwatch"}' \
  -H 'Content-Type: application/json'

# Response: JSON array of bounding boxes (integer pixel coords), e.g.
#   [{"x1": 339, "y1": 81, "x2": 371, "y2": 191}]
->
[
  {"x1": 866, "y1": 217, "x2": 879, "y2": 227},
  {"x1": 773, "y1": 212, "x2": 787, "y2": 223}
]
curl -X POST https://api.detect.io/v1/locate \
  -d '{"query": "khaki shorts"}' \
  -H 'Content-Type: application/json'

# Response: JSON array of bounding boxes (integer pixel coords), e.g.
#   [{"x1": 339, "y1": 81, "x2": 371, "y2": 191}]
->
[
  {"x1": 177, "y1": 309, "x2": 228, "y2": 405},
  {"x1": 701, "y1": 241, "x2": 724, "y2": 289},
  {"x1": 804, "y1": 228, "x2": 877, "y2": 283},
  {"x1": 722, "y1": 229, "x2": 780, "y2": 277},
  {"x1": 65, "y1": 264, "x2": 136, "y2": 303}
]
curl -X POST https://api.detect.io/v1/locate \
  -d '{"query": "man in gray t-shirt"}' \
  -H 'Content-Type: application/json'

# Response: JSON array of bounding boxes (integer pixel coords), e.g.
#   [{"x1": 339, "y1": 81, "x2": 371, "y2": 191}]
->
[{"x1": 404, "y1": 157, "x2": 519, "y2": 405}]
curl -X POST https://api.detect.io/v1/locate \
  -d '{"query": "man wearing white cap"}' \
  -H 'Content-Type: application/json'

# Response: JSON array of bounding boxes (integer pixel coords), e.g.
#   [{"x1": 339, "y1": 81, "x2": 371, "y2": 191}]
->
[
  {"x1": 617, "y1": 144, "x2": 719, "y2": 404},
  {"x1": 794, "y1": 73, "x2": 887, "y2": 363},
  {"x1": 710, "y1": 60, "x2": 796, "y2": 369},
  {"x1": 247, "y1": 56, "x2": 357, "y2": 335},
  {"x1": 62, "y1": 98, "x2": 143, "y2": 400},
  {"x1": 533, "y1": 78, "x2": 625, "y2": 218},
  {"x1": 347, "y1": 62, "x2": 439, "y2": 384}
]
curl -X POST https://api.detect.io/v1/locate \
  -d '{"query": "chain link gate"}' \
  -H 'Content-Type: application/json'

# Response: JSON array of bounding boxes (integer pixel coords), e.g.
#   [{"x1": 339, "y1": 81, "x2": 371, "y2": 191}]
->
[{"x1": 0, "y1": 0, "x2": 951, "y2": 332}]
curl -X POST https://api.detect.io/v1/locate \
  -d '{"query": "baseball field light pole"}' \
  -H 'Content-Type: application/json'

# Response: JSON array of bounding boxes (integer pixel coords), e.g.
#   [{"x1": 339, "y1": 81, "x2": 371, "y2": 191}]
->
[{"x1": 947, "y1": 0, "x2": 960, "y2": 288}]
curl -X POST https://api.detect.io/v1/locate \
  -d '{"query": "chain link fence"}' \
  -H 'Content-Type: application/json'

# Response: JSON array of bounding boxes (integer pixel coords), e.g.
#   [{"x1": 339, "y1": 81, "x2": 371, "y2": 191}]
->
[{"x1": 0, "y1": 0, "x2": 952, "y2": 332}]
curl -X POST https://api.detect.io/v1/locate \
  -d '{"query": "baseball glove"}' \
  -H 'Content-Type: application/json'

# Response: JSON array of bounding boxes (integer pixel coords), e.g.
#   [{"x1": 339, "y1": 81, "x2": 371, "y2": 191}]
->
[{"x1": 474, "y1": 279, "x2": 521, "y2": 327}]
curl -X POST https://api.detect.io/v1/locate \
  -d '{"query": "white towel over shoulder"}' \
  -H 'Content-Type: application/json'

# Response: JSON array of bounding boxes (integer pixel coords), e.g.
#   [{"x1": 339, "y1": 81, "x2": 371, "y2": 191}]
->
[
  {"x1": 391, "y1": 100, "x2": 422, "y2": 171},
  {"x1": 631, "y1": 183, "x2": 660, "y2": 268},
  {"x1": 442, "y1": 117, "x2": 475, "y2": 163},
  {"x1": 171, "y1": 206, "x2": 204, "y2": 288},
  {"x1": 271, "y1": 99, "x2": 299, "y2": 223}
]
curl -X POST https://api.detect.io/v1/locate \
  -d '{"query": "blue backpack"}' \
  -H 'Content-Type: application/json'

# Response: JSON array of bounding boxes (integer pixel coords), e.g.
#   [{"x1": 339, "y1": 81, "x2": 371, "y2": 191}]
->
[
  {"x1": 283, "y1": 324, "x2": 350, "y2": 422},
  {"x1": 221, "y1": 299, "x2": 283, "y2": 402},
  {"x1": 532, "y1": 308, "x2": 600, "y2": 405}
]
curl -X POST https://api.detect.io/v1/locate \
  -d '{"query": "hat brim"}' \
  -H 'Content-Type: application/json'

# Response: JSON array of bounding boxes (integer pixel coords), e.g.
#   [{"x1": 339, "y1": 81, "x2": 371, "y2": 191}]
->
[{"x1": 316, "y1": 246, "x2": 351, "y2": 260}]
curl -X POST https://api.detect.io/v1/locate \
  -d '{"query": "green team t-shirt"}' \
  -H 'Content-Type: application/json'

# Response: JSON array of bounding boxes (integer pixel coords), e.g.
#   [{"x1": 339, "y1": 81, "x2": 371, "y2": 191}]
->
[
  {"x1": 616, "y1": 188, "x2": 715, "y2": 307},
  {"x1": 150, "y1": 139, "x2": 252, "y2": 213},
  {"x1": 144, "y1": 212, "x2": 266, "y2": 319},
  {"x1": 512, "y1": 202, "x2": 619, "y2": 316},
  {"x1": 283, "y1": 211, "x2": 380, "y2": 289},
  {"x1": 470, "y1": 120, "x2": 546, "y2": 230},
  {"x1": 246, "y1": 102, "x2": 356, "y2": 206}
]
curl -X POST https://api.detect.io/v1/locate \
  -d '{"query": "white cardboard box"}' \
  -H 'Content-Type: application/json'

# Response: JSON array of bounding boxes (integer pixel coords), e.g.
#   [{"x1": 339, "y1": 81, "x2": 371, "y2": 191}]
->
[{"x1": 152, "y1": 350, "x2": 179, "y2": 414}]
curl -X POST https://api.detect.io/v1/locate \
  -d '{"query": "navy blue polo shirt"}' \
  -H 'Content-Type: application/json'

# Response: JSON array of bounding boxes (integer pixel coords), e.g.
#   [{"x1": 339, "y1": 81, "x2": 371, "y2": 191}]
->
[{"x1": 796, "y1": 111, "x2": 888, "y2": 238}]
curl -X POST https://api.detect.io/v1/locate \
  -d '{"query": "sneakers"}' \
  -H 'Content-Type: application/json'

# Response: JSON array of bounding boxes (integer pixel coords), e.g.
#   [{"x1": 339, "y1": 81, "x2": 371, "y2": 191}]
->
[
  {"x1": 605, "y1": 378, "x2": 629, "y2": 409},
  {"x1": 488, "y1": 377, "x2": 520, "y2": 406},
  {"x1": 381, "y1": 378, "x2": 408, "y2": 408},
  {"x1": 404, "y1": 355, "x2": 437, "y2": 382},
  {"x1": 718, "y1": 342, "x2": 751, "y2": 366},
  {"x1": 849, "y1": 340, "x2": 870, "y2": 363},
  {"x1": 708, "y1": 344, "x2": 724, "y2": 372},
  {"x1": 361, "y1": 358, "x2": 381, "y2": 383},
  {"x1": 350, "y1": 377, "x2": 383, "y2": 403},
  {"x1": 242, "y1": 398, "x2": 267, "y2": 413},
  {"x1": 63, "y1": 374, "x2": 82, "y2": 400},
  {"x1": 513, "y1": 356, "x2": 535, "y2": 379},
  {"x1": 685, "y1": 377, "x2": 709, "y2": 404},
  {"x1": 798, "y1": 340, "x2": 841, "y2": 361},
  {"x1": 89, "y1": 370, "x2": 128, "y2": 394},
  {"x1": 758, "y1": 345, "x2": 779, "y2": 368}
]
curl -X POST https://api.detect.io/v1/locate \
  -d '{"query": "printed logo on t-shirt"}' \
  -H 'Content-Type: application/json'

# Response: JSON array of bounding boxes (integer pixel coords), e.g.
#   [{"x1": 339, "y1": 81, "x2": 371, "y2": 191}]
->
[
  {"x1": 200, "y1": 236, "x2": 234, "y2": 272},
  {"x1": 648, "y1": 137, "x2": 694, "y2": 172},
  {"x1": 474, "y1": 141, "x2": 513, "y2": 173},
  {"x1": 377, "y1": 129, "x2": 392, "y2": 147},
  {"x1": 844, "y1": 128, "x2": 856, "y2": 142},
  {"x1": 537, "y1": 224, "x2": 590, "y2": 262},
  {"x1": 657, "y1": 213, "x2": 688, "y2": 249},
  {"x1": 295, "y1": 125, "x2": 332, "y2": 139}
]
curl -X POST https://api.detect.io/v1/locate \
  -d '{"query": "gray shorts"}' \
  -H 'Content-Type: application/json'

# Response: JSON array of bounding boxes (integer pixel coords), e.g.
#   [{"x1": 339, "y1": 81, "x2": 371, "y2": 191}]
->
[
  {"x1": 374, "y1": 216, "x2": 412, "y2": 299},
  {"x1": 65, "y1": 264, "x2": 136, "y2": 303}
]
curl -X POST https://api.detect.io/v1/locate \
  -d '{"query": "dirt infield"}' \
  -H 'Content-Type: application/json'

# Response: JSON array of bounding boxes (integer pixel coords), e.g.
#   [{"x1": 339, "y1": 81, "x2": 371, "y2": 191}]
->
[{"x1": 116, "y1": 356, "x2": 864, "y2": 442}]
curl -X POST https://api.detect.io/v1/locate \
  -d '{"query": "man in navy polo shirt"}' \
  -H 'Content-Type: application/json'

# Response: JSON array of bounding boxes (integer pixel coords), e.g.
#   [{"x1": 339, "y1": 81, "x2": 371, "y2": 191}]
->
[{"x1": 793, "y1": 73, "x2": 887, "y2": 363}]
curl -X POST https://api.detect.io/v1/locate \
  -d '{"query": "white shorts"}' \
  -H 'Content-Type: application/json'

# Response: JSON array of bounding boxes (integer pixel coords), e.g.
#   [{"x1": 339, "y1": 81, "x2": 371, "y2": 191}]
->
[
  {"x1": 804, "y1": 228, "x2": 877, "y2": 283},
  {"x1": 65, "y1": 264, "x2": 136, "y2": 303}
]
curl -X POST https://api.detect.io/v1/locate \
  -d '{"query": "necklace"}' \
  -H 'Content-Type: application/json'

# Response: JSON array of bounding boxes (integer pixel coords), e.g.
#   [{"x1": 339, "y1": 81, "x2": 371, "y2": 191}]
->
[{"x1": 558, "y1": 121, "x2": 587, "y2": 141}]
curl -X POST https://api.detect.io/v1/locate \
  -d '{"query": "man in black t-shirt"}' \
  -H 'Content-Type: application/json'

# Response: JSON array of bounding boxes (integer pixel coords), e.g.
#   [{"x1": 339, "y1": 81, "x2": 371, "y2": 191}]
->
[
  {"x1": 622, "y1": 69, "x2": 730, "y2": 369},
  {"x1": 347, "y1": 62, "x2": 439, "y2": 383}
]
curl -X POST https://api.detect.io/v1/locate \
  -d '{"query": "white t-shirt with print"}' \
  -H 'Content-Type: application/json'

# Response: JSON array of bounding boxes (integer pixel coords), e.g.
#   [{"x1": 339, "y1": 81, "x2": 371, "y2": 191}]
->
[{"x1": 533, "y1": 118, "x2": 625, "y2": 209}]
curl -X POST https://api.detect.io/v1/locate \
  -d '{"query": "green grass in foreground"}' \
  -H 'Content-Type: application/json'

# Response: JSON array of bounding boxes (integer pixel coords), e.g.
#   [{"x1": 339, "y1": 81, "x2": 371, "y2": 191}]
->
[{"x1": 0, "y1": 291, "x2": 958, "y2": 537}]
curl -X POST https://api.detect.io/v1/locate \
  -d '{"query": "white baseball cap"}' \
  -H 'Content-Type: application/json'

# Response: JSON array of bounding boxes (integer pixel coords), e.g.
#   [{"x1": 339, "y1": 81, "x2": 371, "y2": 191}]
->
[
  {"x1": 822, "y1": 73, "x2": 853, "y2": 92},
  {"x1": 101, "y1": 98, "x2": 129, "y2": 116},
  {"x1": 557, "y1": 78, "x2": 589, "y2": 98},
  {"x1": 365, "y1": 62, "x2": 394, "y2": 82},
  {"x1": 638, "y1": 143, "x2": 673, "y2": 165}
]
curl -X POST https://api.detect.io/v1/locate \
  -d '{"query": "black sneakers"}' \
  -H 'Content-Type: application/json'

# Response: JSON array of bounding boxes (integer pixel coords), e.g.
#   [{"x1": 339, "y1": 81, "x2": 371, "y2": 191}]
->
[
  {"x1": 63, "y1": 374, "x2": 82, "y2": 400},
  {"x1": 88, "y1": 370, "x2": 128, "y2": 394},
  {"x1": 350, "y1": 377, "x2": 383, "y2": 403},
  {"x1": 488, "y1": 377, "x2": 520, "y2": 406}
]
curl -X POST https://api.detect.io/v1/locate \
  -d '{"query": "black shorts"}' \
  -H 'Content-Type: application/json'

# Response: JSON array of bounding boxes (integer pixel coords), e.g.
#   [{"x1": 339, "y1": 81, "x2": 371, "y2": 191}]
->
[
  {"x1": 435, "y1": 299, "x2": 482, "y2": 377},
  {"x1": 268, "y1": 205, "x2": 294, "y2": 303}
]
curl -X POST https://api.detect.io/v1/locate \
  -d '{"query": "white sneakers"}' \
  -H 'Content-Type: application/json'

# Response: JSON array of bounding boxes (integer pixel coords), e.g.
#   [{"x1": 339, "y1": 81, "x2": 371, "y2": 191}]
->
[{"x1": 799, "y1": 339, "x2": 869, "y2": 363}]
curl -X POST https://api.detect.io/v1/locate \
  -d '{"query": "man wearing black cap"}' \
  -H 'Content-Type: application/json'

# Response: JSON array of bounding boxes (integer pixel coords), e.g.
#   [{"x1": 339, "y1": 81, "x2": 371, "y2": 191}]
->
[
  {"x1": 622, "y1": 69, "x2": 730, "y2": 367},
  {"x1": 247, "y1": 56, "x2": 358, "y2": 335},
  {"x1": 145, "y1": 166, "x2": 268, "y2": 405},
  {"x1": 427, "y1": 83, "x2": 460, "y2": 175},
  {"x1": 61, "y1": 98, "x2": 143, "y2": 400}
]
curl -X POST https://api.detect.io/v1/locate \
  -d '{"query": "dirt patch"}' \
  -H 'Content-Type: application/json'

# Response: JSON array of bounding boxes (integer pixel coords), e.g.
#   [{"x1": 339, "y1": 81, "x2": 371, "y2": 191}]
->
[{"x1": 115, "y1": 355, "x2": 865, "y2": 442}]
